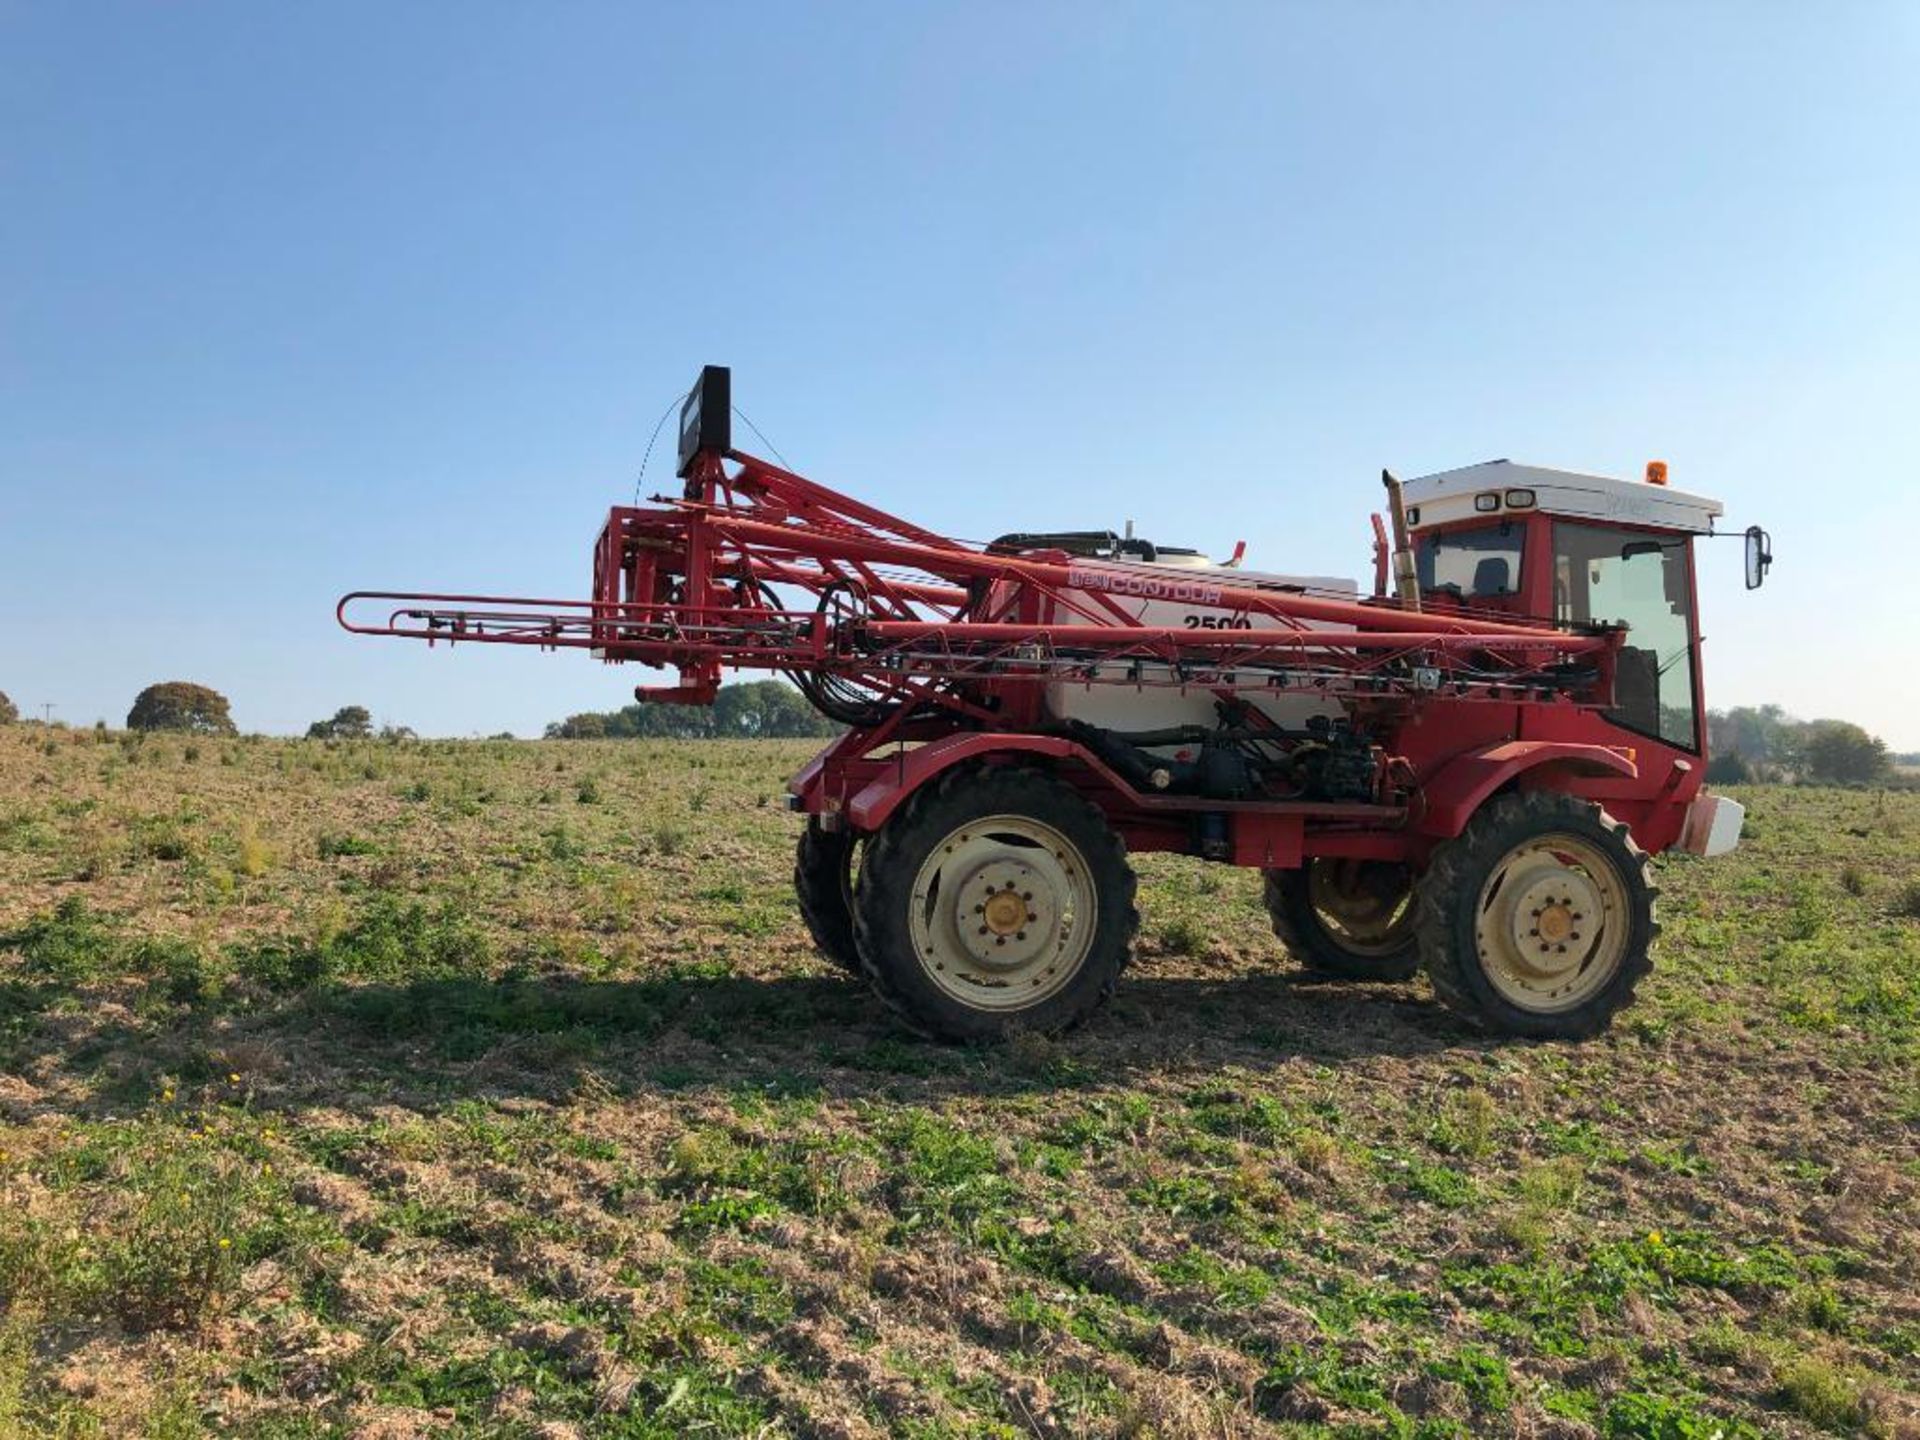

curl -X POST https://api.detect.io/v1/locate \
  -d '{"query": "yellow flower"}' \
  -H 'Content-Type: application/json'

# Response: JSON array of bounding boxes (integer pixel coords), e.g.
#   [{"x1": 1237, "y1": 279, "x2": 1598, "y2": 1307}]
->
[
  {"x1": 217, "y1": 1237, "x2": 231, "y2": 1249},
  {"x1": 227, "y1": 1072, "x2": 241, "y2": 1084},
  {"x1": 161, "y1": 1089, "x2": 175, "y2": 1102},
  {"x1": 261, "y1": 1164, "x2": 273, "y2": 1176},
  {"x1": 1646, "y1": 1229, "x2": 1664, "y2": 1246}
]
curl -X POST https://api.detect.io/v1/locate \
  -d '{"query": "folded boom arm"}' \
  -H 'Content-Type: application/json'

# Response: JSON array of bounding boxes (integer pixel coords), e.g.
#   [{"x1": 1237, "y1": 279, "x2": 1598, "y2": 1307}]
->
[{"x1": 339, "y1": 440, "x2": 1620, "y2": 723}]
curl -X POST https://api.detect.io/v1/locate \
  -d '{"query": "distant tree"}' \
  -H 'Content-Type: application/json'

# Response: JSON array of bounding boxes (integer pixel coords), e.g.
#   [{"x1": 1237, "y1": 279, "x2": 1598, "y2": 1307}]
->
[
  {"x1": 631, "y1": 702, "x2": 718, "y2": 739},
  {"x1": 306, "y1": 704, "x2": 373, "y2": 740},
  {"x1": 1800, "y1": 720, "x2": 1891, "y2": 786},
  {"x1": 547, "y1": 712, "x2": 609, "y2": 740},
  {"x1": 127, "y1": 682, "x2": 236, "y2": 735},
  {"x1": 714, "y1": 680, "x2": 837, "y2": 737},
  {"x1": 1708, "y1": 705, "x2": 1802, "y2": 771},
  {"x1": 0, "y1": 690, "x2": 16, "y2": 725},
  {"x1": 378, "y1": 724, "x2": 418, "y2": 742},
  {"x1": 1704, "y1": 750, "x2": 1750, "y2": 784},
  {"x1": 546, "y1": 681, "x2": 840, "y2": 740}
]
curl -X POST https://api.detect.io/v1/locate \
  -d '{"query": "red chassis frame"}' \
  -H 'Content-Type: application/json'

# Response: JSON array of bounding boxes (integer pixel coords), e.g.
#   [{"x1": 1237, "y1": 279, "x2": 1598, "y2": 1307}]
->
[{"x1": 339, "y1": 444, "x2": 1708, "y2": 869}]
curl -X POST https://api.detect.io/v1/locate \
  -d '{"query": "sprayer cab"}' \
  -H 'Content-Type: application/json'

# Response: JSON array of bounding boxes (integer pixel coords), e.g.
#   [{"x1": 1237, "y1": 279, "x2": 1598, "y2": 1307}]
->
[{"x1": 1395, "y1": 460, "x2": 1722, "y2": 747}]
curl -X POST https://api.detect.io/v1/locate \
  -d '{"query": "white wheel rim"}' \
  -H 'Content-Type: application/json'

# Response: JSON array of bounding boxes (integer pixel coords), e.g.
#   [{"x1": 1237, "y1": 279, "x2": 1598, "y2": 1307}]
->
[
  {"x1": 1474, "y1": 832, "x2": 1630, "y2": 1013},
  {"x1": 907, "y1": 814, "x2": 1097, "y2": 1012}
]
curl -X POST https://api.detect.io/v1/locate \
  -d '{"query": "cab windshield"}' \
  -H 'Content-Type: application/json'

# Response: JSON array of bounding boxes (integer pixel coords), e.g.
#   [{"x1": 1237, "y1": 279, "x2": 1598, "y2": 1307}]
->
[{"x1": 1553, "y1": 522, "x2": 1698, "y2": 751}]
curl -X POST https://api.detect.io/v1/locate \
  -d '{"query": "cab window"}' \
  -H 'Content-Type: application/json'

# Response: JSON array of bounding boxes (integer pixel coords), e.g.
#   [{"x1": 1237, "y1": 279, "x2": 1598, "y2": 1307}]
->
[
  {"x1": 1415, "y1": 523, "x2": 1523, "y2": 600},
  {"x1": 1553, "y1": 522, "x2": 1697, "y2": 750}
]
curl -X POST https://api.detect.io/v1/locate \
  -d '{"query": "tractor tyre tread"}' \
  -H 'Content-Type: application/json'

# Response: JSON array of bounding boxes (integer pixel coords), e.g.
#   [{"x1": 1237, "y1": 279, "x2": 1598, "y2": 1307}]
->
[
  {"x1": 852, "y1": 764, "x2": 1138, "y2": 1043},
  {"x1": 794, "y1": 820, "x2": 861, "y2": 974},
  {"x1": 1262, "y1": 867, "x2": 1420, "y2": 982},
  {"x1": 1416, "y1": 790, "x2": 1658, "y2": 1040}
]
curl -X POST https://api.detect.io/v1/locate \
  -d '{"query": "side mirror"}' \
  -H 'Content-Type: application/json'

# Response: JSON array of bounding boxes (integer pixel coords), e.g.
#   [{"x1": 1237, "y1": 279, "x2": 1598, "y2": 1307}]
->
[{"x1": 1744, "y1": 525, "x2": 1773, "y2": 590}]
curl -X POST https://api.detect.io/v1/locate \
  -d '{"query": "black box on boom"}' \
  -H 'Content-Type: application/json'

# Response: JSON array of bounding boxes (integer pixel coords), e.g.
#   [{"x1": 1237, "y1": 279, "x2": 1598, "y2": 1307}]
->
[{"x1": 676, "y1": 365, "x2": 731, "y2": 479}]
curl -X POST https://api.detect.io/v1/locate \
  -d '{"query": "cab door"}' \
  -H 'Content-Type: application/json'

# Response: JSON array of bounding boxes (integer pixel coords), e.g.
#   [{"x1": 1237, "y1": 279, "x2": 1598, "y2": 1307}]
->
[{"x1": 1551, "y1": 522, "x2": 1700, "y2": 752}]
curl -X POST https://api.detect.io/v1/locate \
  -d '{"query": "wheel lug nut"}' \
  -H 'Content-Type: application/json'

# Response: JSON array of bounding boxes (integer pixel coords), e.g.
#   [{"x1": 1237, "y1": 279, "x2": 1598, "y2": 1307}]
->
[
  {"x1": 1022, "y1": 891, "x2": 1033, "y2": 901},
  {"x1": 978, "y1": 925, "x2": 988, "y2": 935},
  {"x1": 1015, "y1": 931, "x2": 1027, "y2": 941},
  {"x1": 995, "y1": 937, "x2": 1006, "y2": 946},
  {"x1": 1027, "y1": 912, "x2": 1038, "y2": 923}
]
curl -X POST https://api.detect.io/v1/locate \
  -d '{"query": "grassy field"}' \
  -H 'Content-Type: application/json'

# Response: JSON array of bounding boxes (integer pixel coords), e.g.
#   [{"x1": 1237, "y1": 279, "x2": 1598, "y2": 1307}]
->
[{"x1": 1, "y1": 726, "x2": 1916, "y2": 1439}]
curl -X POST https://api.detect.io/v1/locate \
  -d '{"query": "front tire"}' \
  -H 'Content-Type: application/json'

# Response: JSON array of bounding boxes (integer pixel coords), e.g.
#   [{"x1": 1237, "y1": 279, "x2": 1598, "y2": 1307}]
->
[
  {"x1": 1263, "y1": 860, "x2": 1419, "y2": 981},
  {"x1": 1417, "y1": 791, "x2": 1657, "y2": 1040},
  {"x1": 852, "y1": 766, "x2": 1138, "y2": 1043}
]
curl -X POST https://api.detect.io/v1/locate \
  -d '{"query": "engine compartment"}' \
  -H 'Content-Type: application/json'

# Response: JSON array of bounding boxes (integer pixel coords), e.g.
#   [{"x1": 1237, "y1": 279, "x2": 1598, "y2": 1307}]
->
[{"x1": 1055, "y1": 701, "x2": 1383, "y2": 807}]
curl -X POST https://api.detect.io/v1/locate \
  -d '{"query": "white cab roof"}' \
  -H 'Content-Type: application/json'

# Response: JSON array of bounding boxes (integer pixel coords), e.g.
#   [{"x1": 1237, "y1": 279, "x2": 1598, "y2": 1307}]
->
[{"x1": 1402, "y1": 460, "x2": 1724, "y2": 535}]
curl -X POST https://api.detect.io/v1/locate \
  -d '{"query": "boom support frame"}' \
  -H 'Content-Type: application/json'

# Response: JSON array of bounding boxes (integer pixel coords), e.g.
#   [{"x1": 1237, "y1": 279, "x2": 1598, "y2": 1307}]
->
[{"x1": 340, "y1": 446, "x2": 1624, "y2": 722}]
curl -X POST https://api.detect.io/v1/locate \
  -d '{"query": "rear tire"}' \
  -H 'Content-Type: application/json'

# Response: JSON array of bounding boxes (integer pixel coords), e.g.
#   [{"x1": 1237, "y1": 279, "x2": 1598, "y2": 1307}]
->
[
  {"x1": 794, "y1": 820, "x2": 861, "y2": 974},
  {"x1": 852, "y1": 766, "x2": 1138, "y2": 1043},
  {"x1": 1416, "y1": 791, "x2": 1657, "y2": 1040},
  {"x1": 1263, "y1": 860, "x2": 1419, "y2": 981}
]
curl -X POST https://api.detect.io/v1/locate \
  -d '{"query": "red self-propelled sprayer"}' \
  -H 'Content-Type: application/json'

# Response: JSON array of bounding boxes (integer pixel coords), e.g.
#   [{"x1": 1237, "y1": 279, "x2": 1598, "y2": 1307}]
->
[{"x1": 340, "y1": 366, "x2": 1773, "y2": 1042}]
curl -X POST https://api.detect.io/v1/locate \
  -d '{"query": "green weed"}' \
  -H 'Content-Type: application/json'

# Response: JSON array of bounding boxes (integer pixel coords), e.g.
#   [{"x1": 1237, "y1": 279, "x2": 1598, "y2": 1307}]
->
[
  {"x1": 1603, "y1": 1391, "x2": 1758, "y2": 1439},
  {"x1": 5, "y1": 897, "x2": 118, "y2": 980},
  {"x1": 1777, "y1": 1355, "x2": 1873, "y2": 1432}
]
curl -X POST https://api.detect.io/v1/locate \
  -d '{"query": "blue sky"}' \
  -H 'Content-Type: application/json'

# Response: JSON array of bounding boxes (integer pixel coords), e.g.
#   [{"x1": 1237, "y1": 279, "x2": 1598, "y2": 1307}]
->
[{"x1": 4, "y1": 3, "x2": 1916, "y2": 745}]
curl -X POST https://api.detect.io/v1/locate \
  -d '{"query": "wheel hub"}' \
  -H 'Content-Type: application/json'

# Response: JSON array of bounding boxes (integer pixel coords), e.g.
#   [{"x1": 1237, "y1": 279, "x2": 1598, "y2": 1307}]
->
[
  {"x1": 1499, "y1": 868, "x2": 1602, "y2": 980},
  {"x1": 1474, "y1": 834, "x2": 1627, "y2": 1011},
  {"x1": 957, "y1": 860, "x2": 1053, "y2": 968},
  {"x1": 1537, "y1": 902, "x2": 1575, "y2": 943},
  {"x1": 907, "y1": 817, "x2": 1095, "y2": 1012}
]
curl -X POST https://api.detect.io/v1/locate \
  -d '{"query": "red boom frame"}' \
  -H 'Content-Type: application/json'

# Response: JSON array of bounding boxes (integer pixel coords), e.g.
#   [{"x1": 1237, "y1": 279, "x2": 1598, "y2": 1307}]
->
[
  {"x1": 339, "y1": 447, "x2": 1620, "y2": 700},
  {"x1": 341, "y1": 426, "x2": 1706, "y2": 867}
]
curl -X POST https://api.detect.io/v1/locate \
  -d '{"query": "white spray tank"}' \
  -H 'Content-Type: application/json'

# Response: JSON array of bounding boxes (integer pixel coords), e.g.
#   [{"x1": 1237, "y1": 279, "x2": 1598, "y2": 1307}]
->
[{"x1": 1043, "y1": 523, "x2": 1357, "y2": 739}]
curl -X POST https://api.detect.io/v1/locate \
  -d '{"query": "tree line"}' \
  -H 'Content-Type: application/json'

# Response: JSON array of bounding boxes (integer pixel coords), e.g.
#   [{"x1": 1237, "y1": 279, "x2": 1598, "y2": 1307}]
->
[
  {"x1": 545, "y1": 680, "x2": 841, "y2": 739},
  {"x1": 1705, "y1": 707, "x2": 1900, "y2": 786},
  {"x1": 0, "y1": 683, "x2": 1908, "y2": 781},
  {"x1": 0, "y1": 683, "x2": 243, "y2": 734}
]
